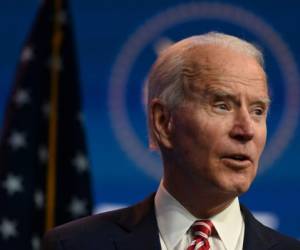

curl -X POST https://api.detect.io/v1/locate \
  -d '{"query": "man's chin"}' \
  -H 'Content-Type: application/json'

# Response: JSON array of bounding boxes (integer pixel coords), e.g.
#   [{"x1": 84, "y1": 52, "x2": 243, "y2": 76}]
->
[
  {"x1": 216, "y1": 179, "x2": 253, "y2": 197},
  {"x1": 228, "y1": 182, "x2": 252, "y2": 196},
  {"x1": 221, "y1": 170, "x2": 256, "y2": 195}
]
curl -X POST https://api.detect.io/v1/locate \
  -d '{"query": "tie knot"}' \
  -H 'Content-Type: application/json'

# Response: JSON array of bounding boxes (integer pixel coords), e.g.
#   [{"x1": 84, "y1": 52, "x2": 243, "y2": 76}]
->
[{"x1": 190, "y1": 220, "x2": 213, "y2": 240}]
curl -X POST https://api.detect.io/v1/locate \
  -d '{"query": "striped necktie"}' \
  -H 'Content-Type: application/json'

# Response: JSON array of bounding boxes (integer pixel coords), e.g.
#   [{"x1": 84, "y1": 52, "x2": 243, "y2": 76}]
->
[{"x1": 187, "y1": 220, "x2": 214, "y2": 250}]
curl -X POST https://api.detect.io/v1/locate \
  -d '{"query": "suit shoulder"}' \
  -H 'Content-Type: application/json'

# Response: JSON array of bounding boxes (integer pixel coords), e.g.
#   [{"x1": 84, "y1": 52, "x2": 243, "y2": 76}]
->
[
  {"x1": 42, "y1": 206, "x2": 133, "y2": 250},
  {"x1": 42, "y1": 194, "x2": 156, "y2": 250},
  {"x1": 260, "y1": 223, "x2": 300, "y2": 249},
  {"x1": 241, "y1": 205, "x2": 300, "y2": 249},
  {"x1": 45, "y1": 206, "x2": 131, "y2": 237}
]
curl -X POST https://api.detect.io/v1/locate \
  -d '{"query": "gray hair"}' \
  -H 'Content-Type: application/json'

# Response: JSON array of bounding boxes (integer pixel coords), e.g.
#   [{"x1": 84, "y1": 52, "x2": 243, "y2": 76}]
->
[{"x1": 146, "y1": 31, "x2": 265, "y2": 148}]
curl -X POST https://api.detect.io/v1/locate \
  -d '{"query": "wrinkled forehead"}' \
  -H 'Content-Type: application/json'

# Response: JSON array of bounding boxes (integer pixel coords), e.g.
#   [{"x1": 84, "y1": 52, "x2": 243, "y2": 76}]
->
[
  {"x1": 181, "y1": 44, "x2": 269, "y2": 97},
  {"x1": 182, "y1": 44, "x2": 264, "y2": 72}
]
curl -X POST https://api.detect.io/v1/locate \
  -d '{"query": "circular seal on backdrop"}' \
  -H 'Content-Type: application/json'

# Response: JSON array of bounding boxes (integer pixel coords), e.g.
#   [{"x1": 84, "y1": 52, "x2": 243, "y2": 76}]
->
[{"x1": 108, "y1": 2, "x2": 300, "y2": 180}]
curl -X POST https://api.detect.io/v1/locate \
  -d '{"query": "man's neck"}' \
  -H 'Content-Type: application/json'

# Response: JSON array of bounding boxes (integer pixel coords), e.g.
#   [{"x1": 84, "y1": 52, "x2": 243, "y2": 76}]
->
[{"x1": 162, "y1": 177, "x2": 236, "y2": 218}]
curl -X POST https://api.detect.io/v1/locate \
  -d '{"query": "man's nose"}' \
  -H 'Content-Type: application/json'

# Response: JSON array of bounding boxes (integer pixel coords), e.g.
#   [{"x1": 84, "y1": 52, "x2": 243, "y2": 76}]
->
[{"x1": 229, "y1": 108, "x2": 254, "y2": 143}]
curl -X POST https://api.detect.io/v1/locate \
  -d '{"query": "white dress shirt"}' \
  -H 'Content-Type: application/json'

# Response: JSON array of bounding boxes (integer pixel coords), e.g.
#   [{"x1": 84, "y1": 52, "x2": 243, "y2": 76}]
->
[{"x1": 154, "y1": 182, "x2": 245, "y2": 250}]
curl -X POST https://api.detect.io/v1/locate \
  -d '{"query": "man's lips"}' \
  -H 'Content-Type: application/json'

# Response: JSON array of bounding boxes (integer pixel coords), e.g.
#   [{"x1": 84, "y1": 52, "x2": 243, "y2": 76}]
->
[
  {"x1": 222, "y1": 153, "x2": 252, "y2": 162},
  {"x1": 221, "y1": 153, "x2": 253, "y2": 168}
]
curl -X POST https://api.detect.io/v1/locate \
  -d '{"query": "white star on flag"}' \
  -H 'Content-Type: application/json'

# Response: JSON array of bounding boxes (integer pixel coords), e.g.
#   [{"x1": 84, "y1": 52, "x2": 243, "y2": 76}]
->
[
  {"x1": 21, "y1": 46, "x2": 34, "y2": 62},
  {"x1": 72, "y1": 152, "x2": 89, "y2": 173},
  {"x1": 57, "y1": 10, "x2": 67, "y2": 24},
  {"x1": 38, "y1": 145, "x2": 48, "y2": 164},
  {"x1": 31, "y1": 235, "x2": 40, "y2": 250},
  {"x1": 48, "y1": 56, "x2": 63, "y2": 71},
  {"x1": 68, "y1": 197, "x2": 87, "y2": 218},
  {"x1": 0, "y1": 218, "x2": 18, "y2": 240},
  {"x1": 34, "y1": 190, "x2": 44, "y2": 209},
  {"x1": 8, "y1": 131, "x2": 27, "y2": 150},
  {"x1": 2, "y1": 174, "x2": 23, "y2": 196},
  {"x1": 14, "y1": 89, "x2": 30, "y2": 107},
  {"x1": 42, "y1": 102, "x2": 51, "y2": 118}
]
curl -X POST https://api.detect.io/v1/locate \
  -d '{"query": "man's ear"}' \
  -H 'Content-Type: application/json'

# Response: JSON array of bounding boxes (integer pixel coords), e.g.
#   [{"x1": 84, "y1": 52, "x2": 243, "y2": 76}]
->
[{"x1": 150, "y1": 99, "x2": 174, "y2": 149}]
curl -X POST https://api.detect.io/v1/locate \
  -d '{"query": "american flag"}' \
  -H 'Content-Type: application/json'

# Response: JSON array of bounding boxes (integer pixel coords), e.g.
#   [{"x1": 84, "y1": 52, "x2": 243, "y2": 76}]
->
[{"x1": 0, "y1": 0, "x2": 93, "y2": 249}]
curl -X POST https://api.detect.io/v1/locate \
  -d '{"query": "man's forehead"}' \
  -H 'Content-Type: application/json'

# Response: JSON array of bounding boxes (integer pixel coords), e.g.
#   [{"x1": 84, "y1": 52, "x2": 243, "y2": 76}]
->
[
  {"x1": 183, "y1": 44, "x2": 259, "y2": 67},
  {"x1": 202, "y1": 84, "x2": 270, "y2": 102},
  {"x1": 183, "y1": 69, "x2": 268, "y2": 96},
  {"x1": 183, "y1": 44, "x2": 233, "y2": 61},
  {"x1": 181, "y1": 44, "x2": 268, "y2": 90}
]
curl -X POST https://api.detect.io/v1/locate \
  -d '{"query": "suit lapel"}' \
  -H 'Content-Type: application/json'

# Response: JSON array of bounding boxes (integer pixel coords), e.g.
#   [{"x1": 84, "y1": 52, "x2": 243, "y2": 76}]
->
[
  {"x1": 110, "y1": 197, "x2": 285, "y2": 250},
  {"x1": 113, "y1": 194, "x2": 161, "y2": 250},
  {"x1": 241, "y1": 205, "x2": 278, "y2": 250}
]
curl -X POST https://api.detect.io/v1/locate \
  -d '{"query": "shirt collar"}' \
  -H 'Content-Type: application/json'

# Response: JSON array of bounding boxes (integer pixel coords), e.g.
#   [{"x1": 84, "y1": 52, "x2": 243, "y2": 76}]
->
[
  {"x1": 210, "y1": 195, "x2": 244, "y2": 250},
  {"x1": 155, "y1": 181, "x2": 196, "y2": 249},
  {"x1": 154, "y1": 181, "x2": 244, "y2": 250}
]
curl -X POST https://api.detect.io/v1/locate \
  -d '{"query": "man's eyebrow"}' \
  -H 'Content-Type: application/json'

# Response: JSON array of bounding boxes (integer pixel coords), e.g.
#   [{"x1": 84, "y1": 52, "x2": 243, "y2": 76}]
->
[
  {"x1": 252, "y1": 98, "x2": 271, "y2": 107},
  {"x1": 203, "y1": 87, "x2": 238, "y2": 103},
  {"x1": 203, "y1": 87, "x2": 271, "y2": 106}
]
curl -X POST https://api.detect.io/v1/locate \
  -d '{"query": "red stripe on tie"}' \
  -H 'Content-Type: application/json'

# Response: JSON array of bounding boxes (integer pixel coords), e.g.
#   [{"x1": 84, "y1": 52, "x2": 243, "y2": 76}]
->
[{"x1": 187, "y1": 220, "x2": 213, "y2": 250}]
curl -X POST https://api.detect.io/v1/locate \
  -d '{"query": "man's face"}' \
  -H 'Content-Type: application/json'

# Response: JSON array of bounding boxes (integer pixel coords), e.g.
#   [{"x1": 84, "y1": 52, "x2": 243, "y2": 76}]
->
[{"x1": 168, "y1": 45, "x2": 269, "y2": 196}]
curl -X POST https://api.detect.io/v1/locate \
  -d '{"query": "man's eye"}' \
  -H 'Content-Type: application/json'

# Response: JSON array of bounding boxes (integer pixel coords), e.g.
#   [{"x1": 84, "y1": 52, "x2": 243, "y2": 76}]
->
[
  {"x1": 214, "y1": 102, "x2": 230, "y2": 111},
  {"x1": 252, "y1": 107, "x2": 265, "y2": 116}
]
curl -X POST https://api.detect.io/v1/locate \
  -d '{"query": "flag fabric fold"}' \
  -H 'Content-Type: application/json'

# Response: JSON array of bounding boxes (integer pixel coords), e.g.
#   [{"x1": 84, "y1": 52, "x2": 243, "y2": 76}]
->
[{"x1": 0, "y1": 0, "x2": 93, "y2": 249}]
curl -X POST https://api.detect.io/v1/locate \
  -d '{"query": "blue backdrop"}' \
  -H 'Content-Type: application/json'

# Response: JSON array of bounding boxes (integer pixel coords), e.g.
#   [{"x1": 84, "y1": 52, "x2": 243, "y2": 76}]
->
[{"x1": 0, "y1": 0, "x2": 299, "y2": 239}]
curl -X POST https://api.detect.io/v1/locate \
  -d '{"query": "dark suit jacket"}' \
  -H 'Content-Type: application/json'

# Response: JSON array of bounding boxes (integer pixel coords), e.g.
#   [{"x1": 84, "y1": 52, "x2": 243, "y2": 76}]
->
[{"x1": 43, "y1": 194, "x2": 300, "y2": 250}]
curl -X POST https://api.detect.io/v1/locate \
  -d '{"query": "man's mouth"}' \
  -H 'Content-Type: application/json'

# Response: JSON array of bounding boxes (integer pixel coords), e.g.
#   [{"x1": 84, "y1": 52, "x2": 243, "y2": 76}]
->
[
  {"x1": 221, "y1": 154, "x2": 252, "y2": 168},
  {"x1": 226, "y1": 154, "x2": 250, "y2": 161}
]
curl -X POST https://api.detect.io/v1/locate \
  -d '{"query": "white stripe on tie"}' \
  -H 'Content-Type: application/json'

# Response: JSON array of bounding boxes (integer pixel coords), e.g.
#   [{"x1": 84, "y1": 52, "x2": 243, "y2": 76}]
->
[
  {"x1": 194, "y1": 231, "x2": 208, "y2": 239},
  {"x1": 193, "y1": 221, "x2": 212, "y2": 232},
  {"x1": 195, "y1": 241, "x2": 205, "y2": 249},
  {"x1": 186, "y1": 219, "x2": 213, "y2": 250}
]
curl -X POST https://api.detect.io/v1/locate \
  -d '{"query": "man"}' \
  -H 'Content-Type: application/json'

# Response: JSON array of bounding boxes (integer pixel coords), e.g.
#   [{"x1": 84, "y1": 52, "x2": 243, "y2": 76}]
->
[{"x1": 43, "y1": 32, "x2": 300, "y2": 250}]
